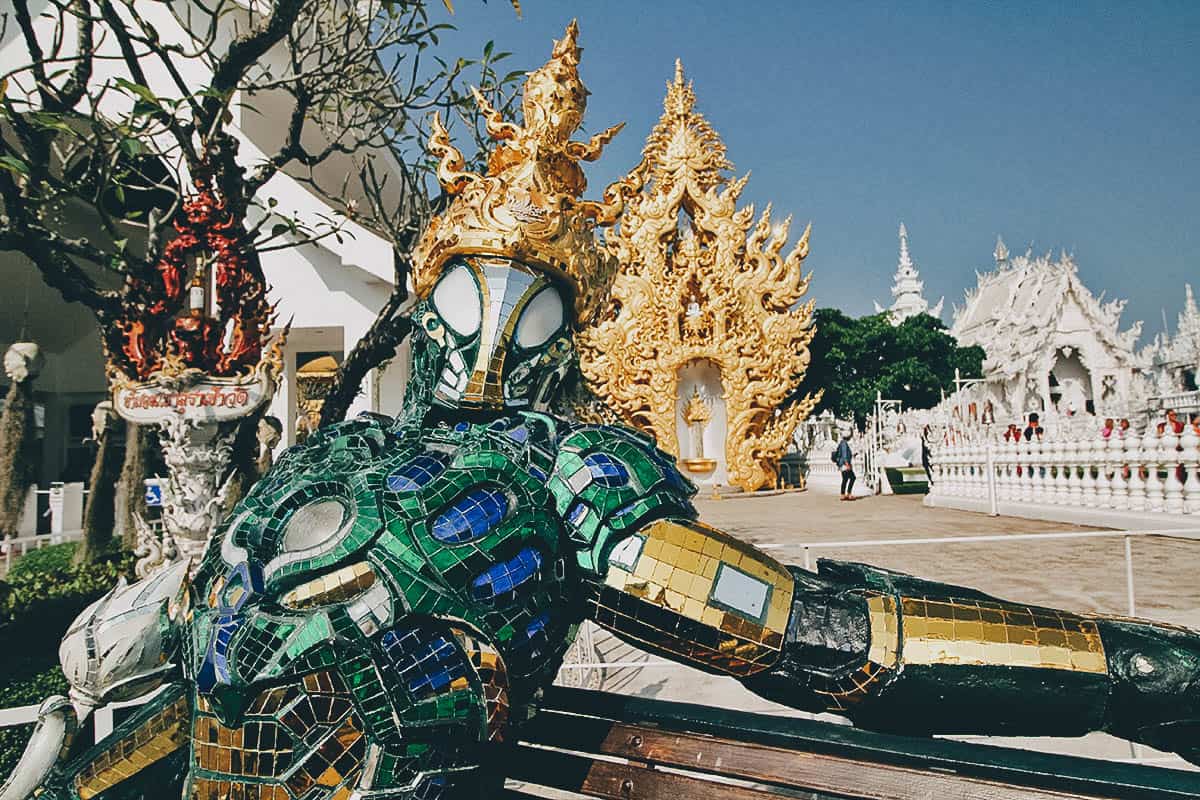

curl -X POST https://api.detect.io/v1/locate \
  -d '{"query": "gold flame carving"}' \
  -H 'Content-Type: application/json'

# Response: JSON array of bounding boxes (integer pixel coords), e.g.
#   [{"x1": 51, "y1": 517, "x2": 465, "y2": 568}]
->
[
  {"x1": 413, "y1": 20, "x2": 637, "y2": 324},
  {"x1": 577, "y1": 61, "x2": 821, "y2": 491}
]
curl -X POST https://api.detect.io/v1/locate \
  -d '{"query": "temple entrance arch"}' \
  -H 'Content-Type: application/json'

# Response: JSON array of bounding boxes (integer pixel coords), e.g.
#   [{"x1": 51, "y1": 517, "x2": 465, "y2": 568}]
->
[{"x1": 1049, "y1": 347, "x2": 1092, "y2": 415}]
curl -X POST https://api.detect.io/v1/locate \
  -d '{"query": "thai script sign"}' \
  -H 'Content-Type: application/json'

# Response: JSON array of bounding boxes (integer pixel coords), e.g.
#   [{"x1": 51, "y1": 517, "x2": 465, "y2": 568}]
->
[{"x1": 113, "y1": 370, "x2": 273, "y2": 426}]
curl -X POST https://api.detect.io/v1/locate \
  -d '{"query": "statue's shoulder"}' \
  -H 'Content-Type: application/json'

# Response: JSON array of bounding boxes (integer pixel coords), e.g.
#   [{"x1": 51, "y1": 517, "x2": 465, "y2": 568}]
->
[{"x1": 548, "y1": 421, "x2": 696, "y2": 574}]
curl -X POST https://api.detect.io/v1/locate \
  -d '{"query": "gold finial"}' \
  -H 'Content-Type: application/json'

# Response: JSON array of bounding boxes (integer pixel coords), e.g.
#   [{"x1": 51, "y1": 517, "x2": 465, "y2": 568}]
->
[
  {"x1": 413, "y1": 20, "x2": 636, "y2": 324},
  {"x1": 639, "y1": 59, "x2": 732, "y2": 194}
]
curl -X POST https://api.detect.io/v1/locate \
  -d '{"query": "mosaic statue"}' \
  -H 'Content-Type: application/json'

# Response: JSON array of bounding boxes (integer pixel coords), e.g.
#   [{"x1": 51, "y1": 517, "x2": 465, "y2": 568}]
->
[{"x1": 8, "y1": 21, "x2": 1200, "y2": 800}]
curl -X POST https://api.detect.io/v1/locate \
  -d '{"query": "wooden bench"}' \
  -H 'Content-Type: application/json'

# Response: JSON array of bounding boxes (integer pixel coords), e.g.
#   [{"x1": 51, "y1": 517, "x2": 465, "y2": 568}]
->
[{"x1": 504, "y1": 687, "x2": 1200, "y2": 800}]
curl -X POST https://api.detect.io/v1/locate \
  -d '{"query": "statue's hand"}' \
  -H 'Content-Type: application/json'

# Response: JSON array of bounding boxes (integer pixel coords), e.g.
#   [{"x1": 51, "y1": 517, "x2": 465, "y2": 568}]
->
[{"x1": 0, "y1": 696, "x2": 76, "y2": 800}]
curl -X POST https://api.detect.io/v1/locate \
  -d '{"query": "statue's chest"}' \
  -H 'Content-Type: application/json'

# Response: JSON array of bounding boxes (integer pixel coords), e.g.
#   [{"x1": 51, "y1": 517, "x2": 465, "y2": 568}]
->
[{"x1": 373, "y1": 418, "x2": 571, "y2": 643}]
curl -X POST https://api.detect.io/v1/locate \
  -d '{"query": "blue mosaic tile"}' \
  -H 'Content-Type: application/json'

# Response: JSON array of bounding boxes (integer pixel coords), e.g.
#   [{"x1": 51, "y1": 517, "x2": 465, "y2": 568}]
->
[
  {"x1": 430, "y1": 486, "x2": 509, "y2": 543},
  {"x1": 470, "y1": 547, "x2": 542, "y2": 602},
  {"x1": 528, "y1": 465, "x2": 547, "y2": 482},
  {"x1": 583, "y1": 452, "x2": 629, "y2": 487},
  {"x1": 507, "y1": 425, "x2": 529, "y2": 443},
  {"x1": 379, "y1": 628, "x2": 468, "y2": 701},
  {"x1": 566, "y1": 501, "x2": 588, "y2": 526},
  {"x1": 387, "y1": 453, "x2": 449, "y2": 492}
]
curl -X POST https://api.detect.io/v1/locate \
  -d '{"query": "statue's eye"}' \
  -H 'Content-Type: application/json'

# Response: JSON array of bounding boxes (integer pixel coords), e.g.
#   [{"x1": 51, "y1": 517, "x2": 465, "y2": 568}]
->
[
  {"x1": 515, "y1": 286, "x2": 565, "y2": 349},
  {"x1": 281, "y1": 499, "x2": 352, "y2": 553},
  {"x1": 280, "y1": 561, "x2": 376, "y2": 610},
  {"x1": 432, "y1": 263, "x2": 481, "y2": 337}
]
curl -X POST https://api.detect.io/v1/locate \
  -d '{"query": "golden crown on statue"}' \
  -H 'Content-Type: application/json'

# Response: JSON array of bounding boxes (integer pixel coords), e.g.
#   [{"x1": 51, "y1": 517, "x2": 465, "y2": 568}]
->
[{"x1": 412, "y1": 20, "x2": 639, "y2": 323}]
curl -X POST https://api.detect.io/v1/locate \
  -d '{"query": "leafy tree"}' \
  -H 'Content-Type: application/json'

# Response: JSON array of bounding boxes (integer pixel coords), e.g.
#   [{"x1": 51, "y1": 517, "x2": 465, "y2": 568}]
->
[
  {"x1": 0, "y1": 0, "x2": 519, "y2": 555},
  {"x1": 793, "y1": 309, "x2": 985, "y2": 425}
]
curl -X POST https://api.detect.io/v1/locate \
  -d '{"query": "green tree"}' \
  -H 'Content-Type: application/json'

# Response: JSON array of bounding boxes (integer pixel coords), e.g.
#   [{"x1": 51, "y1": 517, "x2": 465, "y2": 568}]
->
[{"x1": 793, "y1": 309, "x2": 985, "y2": 425}]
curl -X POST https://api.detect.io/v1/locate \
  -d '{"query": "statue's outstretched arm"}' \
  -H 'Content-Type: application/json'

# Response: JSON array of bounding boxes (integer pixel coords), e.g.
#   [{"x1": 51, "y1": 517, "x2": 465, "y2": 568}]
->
[
  {"x1": 550, "y1": 424, "x2": 1200, "y2": 764},
  {"x1": 582, "y1": 515, "x2": 1200, "y2": 764}
]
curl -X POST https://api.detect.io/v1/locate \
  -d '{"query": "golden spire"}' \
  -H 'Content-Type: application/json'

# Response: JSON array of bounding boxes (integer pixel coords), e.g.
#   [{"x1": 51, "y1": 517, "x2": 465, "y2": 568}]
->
[
  {"x1": 640, "y1": 60, "x2": 733, "y2": 195},
  {"x1": 577, "y1": 61, "x2": 821, "y2": 492},
  {"x1": 412, "y1": 20, "x2": 637, "y2": 323}
]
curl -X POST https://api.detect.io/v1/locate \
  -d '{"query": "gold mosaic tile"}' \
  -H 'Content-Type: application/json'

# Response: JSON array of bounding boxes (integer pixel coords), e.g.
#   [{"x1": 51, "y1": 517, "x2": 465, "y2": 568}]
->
[
  {"x1": 450, "y1": 627, "x2": 512, "y2": 742},
  {"x1": 281, "y1": 561, "x2": 376, "y2": 609},
  {"x1": 592, "y1": 519, "x2": 793, "y2": 675},
  {"x1": 898, "y1": 596, "x2": 1107, "y2": 674},
  {"x1": 191, "y1": 669, "x2": 365, "y2": 798},
  {"x1": 75, "y1": 695, "x2": 189, "y2": 799}
]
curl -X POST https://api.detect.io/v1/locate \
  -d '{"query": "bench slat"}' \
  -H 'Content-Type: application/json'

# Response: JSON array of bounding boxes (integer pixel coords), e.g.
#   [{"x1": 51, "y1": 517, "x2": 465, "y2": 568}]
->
[{"x1": 596, "y1": 722, "x2": 1107, "y2": 800}]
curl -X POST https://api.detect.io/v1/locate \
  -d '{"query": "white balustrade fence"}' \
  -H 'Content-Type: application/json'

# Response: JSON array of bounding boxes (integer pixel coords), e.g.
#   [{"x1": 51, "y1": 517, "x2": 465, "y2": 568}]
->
[{"x1": 927, "y1": 425, "x2": 1200, "y2": 524}]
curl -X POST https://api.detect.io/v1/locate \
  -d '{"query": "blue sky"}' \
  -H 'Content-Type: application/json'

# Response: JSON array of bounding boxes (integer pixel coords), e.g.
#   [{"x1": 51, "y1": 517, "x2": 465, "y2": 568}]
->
[{"x1": 429, "y1": 1, "x2": 1199, "y2": 339}]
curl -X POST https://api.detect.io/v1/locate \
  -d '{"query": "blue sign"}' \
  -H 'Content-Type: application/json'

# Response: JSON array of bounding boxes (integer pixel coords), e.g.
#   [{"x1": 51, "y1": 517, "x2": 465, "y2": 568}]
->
[{"x1": 144, "y1": 483, "x2": 163, "y2": 507}]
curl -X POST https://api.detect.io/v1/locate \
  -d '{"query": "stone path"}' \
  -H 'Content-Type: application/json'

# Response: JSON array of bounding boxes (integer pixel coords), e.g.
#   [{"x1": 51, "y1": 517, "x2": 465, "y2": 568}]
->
[{"x1": 568, "y1": 490, "x2": 1200, "y2": 769}]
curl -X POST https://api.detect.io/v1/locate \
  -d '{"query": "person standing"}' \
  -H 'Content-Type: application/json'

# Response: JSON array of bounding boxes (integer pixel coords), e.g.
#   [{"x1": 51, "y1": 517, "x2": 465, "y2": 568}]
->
[
  {"x1": 837, "y1": 431, "x2": 856, "y2": 501},
  {"x1": 921, "y1": 424, "x2": 934, "y2": 486}
]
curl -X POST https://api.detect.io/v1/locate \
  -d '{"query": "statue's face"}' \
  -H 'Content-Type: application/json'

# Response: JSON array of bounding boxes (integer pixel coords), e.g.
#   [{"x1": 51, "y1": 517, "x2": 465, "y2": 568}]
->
[{"x1": 410, "y1": 256, "x2": 573, "y2": 412}]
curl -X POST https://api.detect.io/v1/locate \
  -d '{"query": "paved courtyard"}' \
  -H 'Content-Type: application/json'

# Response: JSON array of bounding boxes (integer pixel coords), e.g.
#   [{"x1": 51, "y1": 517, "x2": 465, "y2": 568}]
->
[{"x1": 566, "y1": 489, "x2": 1200, "y2": 769}]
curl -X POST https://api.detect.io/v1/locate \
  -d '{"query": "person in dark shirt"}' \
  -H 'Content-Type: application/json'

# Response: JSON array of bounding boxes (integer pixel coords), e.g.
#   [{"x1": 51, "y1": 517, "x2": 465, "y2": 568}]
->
[
  {"x1": 921, "y1": 424, "x2": 934, "y2": 485},
  {"x1": 836, "y1": 431, "x2": 856, "y2": 500},
  {"x1": 1023, "y1": 412, "x2": 1041, "y2": 441}
]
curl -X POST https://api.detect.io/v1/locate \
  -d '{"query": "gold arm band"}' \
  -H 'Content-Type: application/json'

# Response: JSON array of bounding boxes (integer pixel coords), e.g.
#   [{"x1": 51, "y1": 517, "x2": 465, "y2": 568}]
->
[
  {"x1": 592, "y1": 518, "x2": 794, "y2": 675},
  {"x1": 899, "y1": 597, "x2": 1107, "y2": 674}
]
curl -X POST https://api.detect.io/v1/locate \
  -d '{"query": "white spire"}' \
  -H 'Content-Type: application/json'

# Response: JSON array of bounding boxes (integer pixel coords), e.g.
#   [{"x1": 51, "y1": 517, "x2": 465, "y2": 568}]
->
[
  {"x1": 994, "y1": 235, "x2": 1009, "y2": 266},
  {"x1": 878, "y1": 222, "x2": 942, "y2": 325}
]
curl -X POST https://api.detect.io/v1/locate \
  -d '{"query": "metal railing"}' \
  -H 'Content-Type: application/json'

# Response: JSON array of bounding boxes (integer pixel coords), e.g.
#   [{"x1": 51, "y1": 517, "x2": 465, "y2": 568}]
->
[{"x1": 2, "y1": 530, "x2": 83, "y2": 571}]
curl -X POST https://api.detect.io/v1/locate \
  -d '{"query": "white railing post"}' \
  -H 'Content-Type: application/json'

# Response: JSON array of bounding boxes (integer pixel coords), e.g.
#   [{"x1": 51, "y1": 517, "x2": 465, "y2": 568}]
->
[
  {"x1": 1080, "y1": 435, "x2": 1097, "y2": 507},
  {"x1": 1111, "y1": 431, "x2": 1130, "y2": 511},
  {"x1": 1096, "y1": 433, "x2": 1114, "y2": 509},
  {"x1": 1066, "y1": 435, "x2": 1083, "y2": 507},
  {"x1": 996, "y1": 440, "x2": 1012, "y2": 502},
  {"x1": 1144, "y1": 427, "x2": 1165, "y2": 513},
  {"x1": 1022, "y1": 437, "x2": 1036, "y2": 503},
  {"x1": 1128, "y1": 431, "x2": 1147, "y2": 512},
  {"x1": 1164, "y1": 427, "x2": 1185, "y2": 515},
  {"x1": 1183, "y1": 426, "x2": 1200, "y2": 515},
  {"x1": 1051, "y1": 436, "x2": 1068, "y2": 505},
  {"x1": 986, "y1": 437, "x2": 998, "y2": 516}
]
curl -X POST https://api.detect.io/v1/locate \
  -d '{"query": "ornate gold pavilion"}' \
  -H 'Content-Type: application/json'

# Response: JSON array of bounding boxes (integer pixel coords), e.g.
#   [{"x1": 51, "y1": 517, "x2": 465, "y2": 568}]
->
[{"x1": 578, "y1": 62, "x2": 821, "y2": 492}]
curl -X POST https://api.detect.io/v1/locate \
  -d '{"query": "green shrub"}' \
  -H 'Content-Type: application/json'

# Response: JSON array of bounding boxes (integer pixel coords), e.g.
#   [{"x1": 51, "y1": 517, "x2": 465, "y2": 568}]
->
[{"x1": 6, "y1": 541, "x2": 78, "y2": 579}]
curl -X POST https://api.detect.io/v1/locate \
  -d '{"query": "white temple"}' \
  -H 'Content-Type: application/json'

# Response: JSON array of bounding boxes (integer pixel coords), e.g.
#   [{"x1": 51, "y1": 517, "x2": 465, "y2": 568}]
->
[
  {"x1": 1138, "y1": 284, "x2": 1200, "y2": 408},
  {"x1": 875, "y1": 223, "x2": 943, "y2": 324},
  {"x1": 949, "y1": 238, "x2": 1143, "y2": 419}
]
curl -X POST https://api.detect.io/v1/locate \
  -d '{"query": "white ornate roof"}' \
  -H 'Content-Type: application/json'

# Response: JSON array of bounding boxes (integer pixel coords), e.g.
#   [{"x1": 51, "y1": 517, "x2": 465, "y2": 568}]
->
[
  {"x1": 950, "y1": 240, "x2": 1142, "y2": 380},
  {"x1": 1139, "y1": 284, "x2": 1200, "y2": 393}
]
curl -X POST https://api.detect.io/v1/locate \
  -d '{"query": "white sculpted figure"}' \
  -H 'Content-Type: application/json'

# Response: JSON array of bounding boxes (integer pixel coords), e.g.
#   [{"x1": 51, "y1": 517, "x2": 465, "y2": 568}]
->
[{"x1": 3, "y1": 342, "x2": 44, "y2": 384}]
